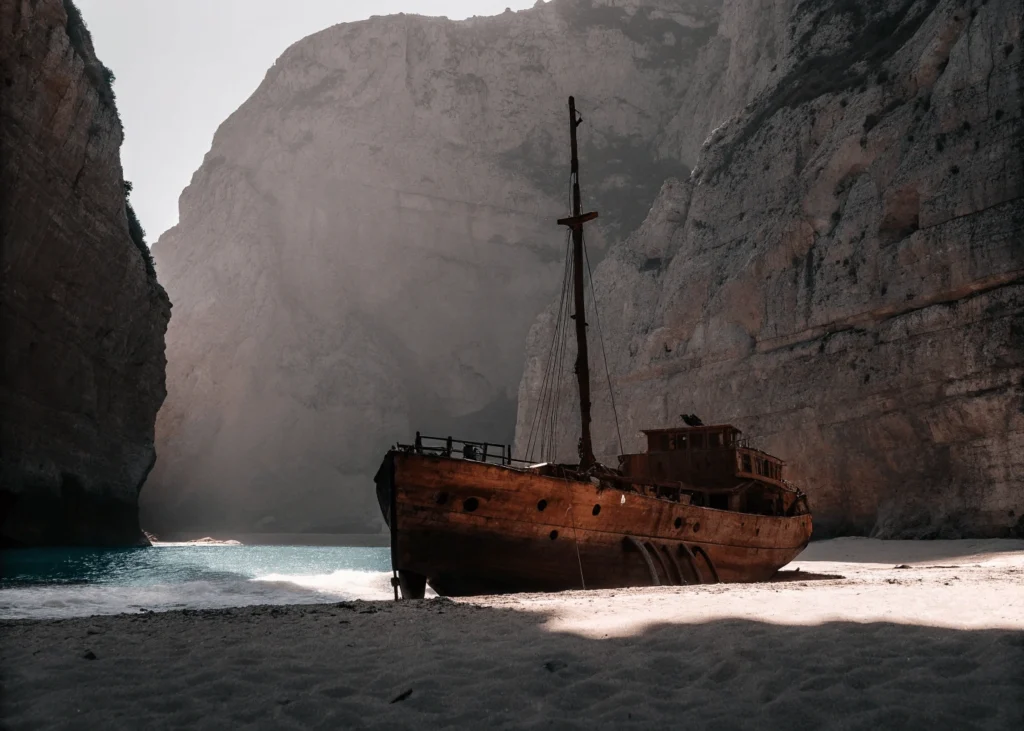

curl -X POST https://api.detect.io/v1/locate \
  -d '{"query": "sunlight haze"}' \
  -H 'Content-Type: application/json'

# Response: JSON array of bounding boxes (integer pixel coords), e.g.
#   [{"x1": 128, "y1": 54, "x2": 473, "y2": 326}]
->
[{"x1": 76, "y1": 1, "x2": 544, "y2": 242}]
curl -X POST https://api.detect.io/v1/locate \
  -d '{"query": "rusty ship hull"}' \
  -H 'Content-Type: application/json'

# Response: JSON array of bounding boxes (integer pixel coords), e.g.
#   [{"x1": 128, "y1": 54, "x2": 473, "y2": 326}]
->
[{"x1": 376, "y1": 451, "x2": 813, "y2": 597}]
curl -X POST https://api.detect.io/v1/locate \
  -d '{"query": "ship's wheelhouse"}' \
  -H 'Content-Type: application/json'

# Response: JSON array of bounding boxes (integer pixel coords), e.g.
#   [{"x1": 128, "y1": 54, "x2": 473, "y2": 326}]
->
[
  {"x1": 630, "y1": 425, "x2": 785, "y2": 482},
  {"x1": 617, "y1": 424, "x2": 800, "y2": 516}
]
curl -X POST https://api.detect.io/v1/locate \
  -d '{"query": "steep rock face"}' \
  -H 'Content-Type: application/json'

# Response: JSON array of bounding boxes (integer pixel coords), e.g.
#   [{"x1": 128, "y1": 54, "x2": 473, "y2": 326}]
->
[
  {"x1": 516, "y1": 0, "x2": 1024, "y2": 538},
  {"x1": 0, "y1": 0, "x2": 171, "y2": 545},
  {"x1": 147, "y1": 0, "x2": 744, "y2": 535}
]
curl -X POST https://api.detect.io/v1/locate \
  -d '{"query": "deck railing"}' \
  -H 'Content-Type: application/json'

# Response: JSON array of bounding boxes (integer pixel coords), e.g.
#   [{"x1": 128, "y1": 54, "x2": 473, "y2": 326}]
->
[{"x1": 396, "y1": 432, "x2": 535, "y2": 467}]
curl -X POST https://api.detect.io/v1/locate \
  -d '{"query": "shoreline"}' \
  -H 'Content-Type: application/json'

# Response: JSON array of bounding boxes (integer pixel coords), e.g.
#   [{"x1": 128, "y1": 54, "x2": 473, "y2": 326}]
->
[{"x1": 148, "y1": 532, "x2": 390, "y2": 547}]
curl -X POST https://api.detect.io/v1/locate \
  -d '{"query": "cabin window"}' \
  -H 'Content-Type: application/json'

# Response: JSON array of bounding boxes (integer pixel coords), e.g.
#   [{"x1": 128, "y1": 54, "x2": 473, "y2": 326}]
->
[
  {"x1": 742, "y1": 454, "x2": 752, "y2": 472},
  {"x1": 709, "y1": 432, "x2": 721, "y2": 448},
  {"x1": 691, "y1": 434, "x2": 704, "y2": 449}
]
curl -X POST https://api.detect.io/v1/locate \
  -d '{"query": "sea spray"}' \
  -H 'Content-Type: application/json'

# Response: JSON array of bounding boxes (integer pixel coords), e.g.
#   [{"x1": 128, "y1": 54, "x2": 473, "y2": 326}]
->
[{"x1": 254, "y1": 569, "x2": 395, "y2": 599}]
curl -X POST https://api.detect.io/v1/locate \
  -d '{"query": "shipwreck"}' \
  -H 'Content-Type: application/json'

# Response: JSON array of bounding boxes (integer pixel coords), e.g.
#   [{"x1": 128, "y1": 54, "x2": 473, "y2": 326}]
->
[{"x1": 375, "y1": 97, "x2": 812, "y2": 598}]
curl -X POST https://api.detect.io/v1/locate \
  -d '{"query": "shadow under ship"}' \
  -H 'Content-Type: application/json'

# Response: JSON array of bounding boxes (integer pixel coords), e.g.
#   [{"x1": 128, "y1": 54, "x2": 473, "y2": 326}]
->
[{"x1": 375, "y1": 97, "x2": 812, "y2": 599}]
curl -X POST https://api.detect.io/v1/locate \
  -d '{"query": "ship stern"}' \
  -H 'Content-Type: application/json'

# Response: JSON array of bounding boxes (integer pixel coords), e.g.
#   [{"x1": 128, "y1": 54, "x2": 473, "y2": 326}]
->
[{"x1": 373, "y1": 451, "x2": 395, "y2": 530}]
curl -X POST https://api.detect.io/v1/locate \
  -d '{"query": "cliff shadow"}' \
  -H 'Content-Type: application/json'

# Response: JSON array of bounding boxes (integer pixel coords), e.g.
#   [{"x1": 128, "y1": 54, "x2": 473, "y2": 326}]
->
[{"x1": 1, "y1": 596, "x2": 1022, "y2": 729}]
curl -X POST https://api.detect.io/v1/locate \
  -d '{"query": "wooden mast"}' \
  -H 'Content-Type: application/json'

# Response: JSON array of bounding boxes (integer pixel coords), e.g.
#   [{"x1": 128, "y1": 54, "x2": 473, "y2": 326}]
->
[{"x1": 557, "y1": 96, "x2": 599, "y2": 470}]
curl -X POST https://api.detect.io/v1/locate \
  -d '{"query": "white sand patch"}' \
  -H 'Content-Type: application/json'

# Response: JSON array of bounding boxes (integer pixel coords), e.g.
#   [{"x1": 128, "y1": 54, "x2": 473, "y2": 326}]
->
[
  {"x1": 518, "y1": 538, "x2": 1024, "y2": 638},
  {"x1": 796, "y1": 536, "x2": 1024, "y2": 566}
]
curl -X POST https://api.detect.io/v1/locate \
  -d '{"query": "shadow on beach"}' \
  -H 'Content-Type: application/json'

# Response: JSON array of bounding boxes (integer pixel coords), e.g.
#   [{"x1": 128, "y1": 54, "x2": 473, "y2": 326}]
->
[{"x1": 2, "y1": 597, "x2": 1022, "y2": 730}]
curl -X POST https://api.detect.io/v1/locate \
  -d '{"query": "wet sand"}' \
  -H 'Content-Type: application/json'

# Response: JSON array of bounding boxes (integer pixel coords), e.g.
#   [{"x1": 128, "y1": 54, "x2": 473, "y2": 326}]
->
[{"x1": 2, "y1": 538, "x2": 1022, "y2": 730}]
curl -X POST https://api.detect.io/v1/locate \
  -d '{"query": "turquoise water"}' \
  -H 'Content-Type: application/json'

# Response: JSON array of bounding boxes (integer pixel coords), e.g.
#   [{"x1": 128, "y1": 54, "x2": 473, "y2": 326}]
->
[{"x1": 0, "y1": 545, "x2": 394, "y2": 620}]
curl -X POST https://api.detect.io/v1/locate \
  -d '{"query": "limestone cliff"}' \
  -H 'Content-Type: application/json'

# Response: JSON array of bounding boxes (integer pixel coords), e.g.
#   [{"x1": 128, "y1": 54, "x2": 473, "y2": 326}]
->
[
  {"x1": 147, "y1": 0, "x2": 739, "y2": 535},
  {"x1": 516, "y1": 0, "x2": 1024, "y2": 538},
  {"x1": 0, "y1": 0, "x2": 171, "y2": 545}
]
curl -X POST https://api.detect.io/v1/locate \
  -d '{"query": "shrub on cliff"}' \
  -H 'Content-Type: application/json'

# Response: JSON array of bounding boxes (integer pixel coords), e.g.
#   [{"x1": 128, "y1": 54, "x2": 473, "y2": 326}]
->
[
  {"x1": 63, "y1": 0, "x2": 118, "y2": 112},
  {"x1": 61, "y1": 3, "x2": 154, "y2": 280},
  {"x1": 124, "y1": 181, "x2": 156, "y2": 279}
]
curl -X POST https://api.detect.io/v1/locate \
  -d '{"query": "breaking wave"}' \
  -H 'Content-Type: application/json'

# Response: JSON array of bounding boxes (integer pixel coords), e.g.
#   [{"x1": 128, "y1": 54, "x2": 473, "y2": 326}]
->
[{"x1": 0, "y1": 545, "x2": 405, "y2": 620}]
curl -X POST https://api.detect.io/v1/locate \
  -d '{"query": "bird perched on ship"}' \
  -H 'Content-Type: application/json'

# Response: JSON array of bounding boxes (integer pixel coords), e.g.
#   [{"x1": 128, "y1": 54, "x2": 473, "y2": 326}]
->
[{"x1": 681, "y1": 414, "x2": 704, "y2": 427}]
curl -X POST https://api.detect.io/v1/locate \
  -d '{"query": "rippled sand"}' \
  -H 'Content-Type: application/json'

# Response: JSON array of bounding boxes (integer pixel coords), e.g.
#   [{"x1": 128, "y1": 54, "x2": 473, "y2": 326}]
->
[{"x1": 2, "y1": 538, "x2": 1022, "y2": 730}]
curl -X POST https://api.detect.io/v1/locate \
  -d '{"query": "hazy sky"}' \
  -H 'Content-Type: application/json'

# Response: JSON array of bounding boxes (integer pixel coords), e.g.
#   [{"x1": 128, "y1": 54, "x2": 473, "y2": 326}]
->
[{"x1": 77, "y1": 1, "x2": 543, "y2": 242}]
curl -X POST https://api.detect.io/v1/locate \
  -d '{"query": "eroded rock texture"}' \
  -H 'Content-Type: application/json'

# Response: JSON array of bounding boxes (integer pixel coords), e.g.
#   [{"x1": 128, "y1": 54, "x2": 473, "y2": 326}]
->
[
  {"x1": 516, "y1": 0, "x2": 1024, "y2": 538},
  {"x1": 0, "y1": 0, "x2": 170, "y2": 545},
  {"x1": 147, "y1": 0, "x2": 742, "y2": 535}
]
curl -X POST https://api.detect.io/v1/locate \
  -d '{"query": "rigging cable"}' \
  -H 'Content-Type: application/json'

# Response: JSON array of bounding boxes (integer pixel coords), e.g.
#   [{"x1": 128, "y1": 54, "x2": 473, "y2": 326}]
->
[
  {"x1": 583, "y1": 232, "x2": 624, "y2": 456},
  {"x1": 524, "y1": 233, "x2": 572, "y2": 462},
  {"x1": 527, "y1": 171, "x2": 576, "y2": 463},
  {"x1": 543, "y1": 233, "x2": 572, "y2": 461},
  {"x1": 546, "y1": 172, "x2": 577, "y2": 462},
  {"x1": 547, "y1": 242, "x2": 572, "y2": 460},
  {"x1": 560, "y1": 474, "x2": 587, "y2": 590}
]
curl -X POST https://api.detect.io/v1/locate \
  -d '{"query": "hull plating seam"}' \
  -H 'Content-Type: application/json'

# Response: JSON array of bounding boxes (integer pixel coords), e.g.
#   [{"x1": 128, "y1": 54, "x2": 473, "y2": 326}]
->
[{"x1": 402, "y1": 500, "x2": 810, "y2": 551}]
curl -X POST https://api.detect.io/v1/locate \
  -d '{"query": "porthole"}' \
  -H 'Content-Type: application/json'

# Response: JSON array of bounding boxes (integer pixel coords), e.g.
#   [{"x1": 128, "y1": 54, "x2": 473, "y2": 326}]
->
[
  {"x1": 592, "y1": 504, "x2": 601, "y2": 516},
  {"x1": 674, "y1": 517, "x2": 682, "y2": 529},
  {"x1": 549, "y1": 530, "x2": 559, "y2": 540},
  {"x1": 537, "y1": 499, "x2": 548, "y2": 512},
  {"x1": 435, "y1": 491, "x2": 448, "y2": 505},
  {"x1": 463, "y1": 497, "x2": 479, "y2": 512},
  {"x1": 693, "y1": 521, "x2": 701, "y2": 533}
]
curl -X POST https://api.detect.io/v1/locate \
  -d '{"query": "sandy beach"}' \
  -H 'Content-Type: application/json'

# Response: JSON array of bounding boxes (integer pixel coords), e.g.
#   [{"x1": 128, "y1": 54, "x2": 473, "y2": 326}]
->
[{"x1": 2, "y1": 538, "x2": 1022, "y2": 730}]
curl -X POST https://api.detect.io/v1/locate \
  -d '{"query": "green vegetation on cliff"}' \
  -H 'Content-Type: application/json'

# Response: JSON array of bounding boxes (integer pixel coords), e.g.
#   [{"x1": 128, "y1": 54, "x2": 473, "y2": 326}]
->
[{"x1": 63, "y1": 0, "x2": 156, "y2": 280}]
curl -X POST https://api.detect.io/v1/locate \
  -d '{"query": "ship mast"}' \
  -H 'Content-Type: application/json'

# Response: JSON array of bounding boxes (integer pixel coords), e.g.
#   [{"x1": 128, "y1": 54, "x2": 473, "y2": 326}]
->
[{"x1": 557, "y1": 96, "x2": 599, "y2": 470}]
